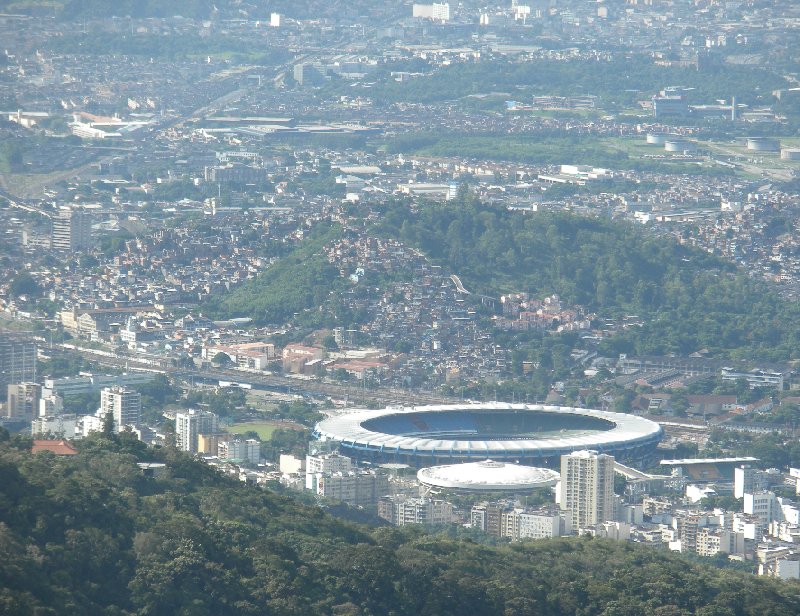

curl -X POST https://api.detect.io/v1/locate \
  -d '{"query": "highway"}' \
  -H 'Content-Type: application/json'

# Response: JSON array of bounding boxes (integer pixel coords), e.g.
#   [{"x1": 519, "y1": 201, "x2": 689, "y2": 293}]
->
[
  {"x1": 55, "y1": 344, "x2": 453, "y2": 408},
  {"x1": 706, "y1": 142, "x2": 797, "y2": 181}
]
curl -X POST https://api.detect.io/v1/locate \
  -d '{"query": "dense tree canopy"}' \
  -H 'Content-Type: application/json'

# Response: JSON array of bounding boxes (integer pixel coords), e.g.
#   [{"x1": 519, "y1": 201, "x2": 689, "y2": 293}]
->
[
  {"x1": 9, "y1": 270, "x2": 41, "y2": 298},
  {"x1": 207, "y1": 223, "x2": 343, "y2": 325},
  {"x1": 375, "y1": 200, "x2": 800, "y2": 361},
  {"x1": 355, "y1": 55, "x2": 786, "y2": 107},
  {"x1": 1, "y1": 438, "x2": 799, "y2": 615}
]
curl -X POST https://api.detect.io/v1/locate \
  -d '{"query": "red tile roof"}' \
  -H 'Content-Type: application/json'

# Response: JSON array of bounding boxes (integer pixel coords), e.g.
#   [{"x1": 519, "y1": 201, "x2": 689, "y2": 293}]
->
[{"x1": 31, "y1": 440, "x2": 79, "y2": 455}]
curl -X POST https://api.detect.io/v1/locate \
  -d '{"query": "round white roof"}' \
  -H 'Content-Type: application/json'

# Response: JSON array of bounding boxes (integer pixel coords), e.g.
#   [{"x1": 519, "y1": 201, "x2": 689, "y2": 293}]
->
[
  {"x1": 314, "y1": 403, "x2": 662, "y2": 459},
  {"x1": 418, "y1": 459, "x2": 561, "y2": 491}
]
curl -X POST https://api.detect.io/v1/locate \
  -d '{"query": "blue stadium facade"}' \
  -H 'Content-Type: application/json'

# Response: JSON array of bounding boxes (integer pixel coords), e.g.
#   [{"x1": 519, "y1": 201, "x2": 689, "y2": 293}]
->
[{"x1": 313, "y1": 403, "x2": 663, "y2": 468}]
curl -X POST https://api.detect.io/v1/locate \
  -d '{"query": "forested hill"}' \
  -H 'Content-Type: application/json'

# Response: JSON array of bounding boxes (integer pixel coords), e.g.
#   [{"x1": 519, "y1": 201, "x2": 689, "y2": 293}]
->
[
  {"x1": 210, "y1": 202, "x2": 800, "y2": 360},
  {"x1": 1, "y1": 435, "x2": 799, "y2": 616},
  {"x1": 375, "y1": 201, "x2": 800, "y2": 361},
  {"x1": 207, "y1": 222, "x2": 344, "y2": 326},
  {"x1": 352, "y1": 55, "x2": 787, "y2": 107}
]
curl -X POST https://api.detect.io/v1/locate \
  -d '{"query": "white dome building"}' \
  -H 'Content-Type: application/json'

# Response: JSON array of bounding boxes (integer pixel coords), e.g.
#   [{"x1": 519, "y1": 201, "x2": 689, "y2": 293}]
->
[{"x1": 417, "y1": 459, "x2": 560, "y2": 493}]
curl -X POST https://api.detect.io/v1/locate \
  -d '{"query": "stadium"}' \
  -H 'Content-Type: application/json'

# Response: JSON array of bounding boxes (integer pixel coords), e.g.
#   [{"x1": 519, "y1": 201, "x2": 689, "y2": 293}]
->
[{"x1": 313, "y1": 402, "x2": 662, "y2": 468}]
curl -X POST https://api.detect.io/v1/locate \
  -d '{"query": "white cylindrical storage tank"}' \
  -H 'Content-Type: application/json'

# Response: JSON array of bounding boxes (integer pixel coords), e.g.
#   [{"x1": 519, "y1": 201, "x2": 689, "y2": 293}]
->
[
  {"x1": 780, "y1": 148, "x2": 800, "y2": 161},
  {"x1": 665, "y1": 139, "x2": 697, "y2": 153},
  {"x1": 646, "y1": 133, "x2": 668, "y2": 145},
  {"x1": 747, "y1": 137, "x2": 780, "y2": 152}
]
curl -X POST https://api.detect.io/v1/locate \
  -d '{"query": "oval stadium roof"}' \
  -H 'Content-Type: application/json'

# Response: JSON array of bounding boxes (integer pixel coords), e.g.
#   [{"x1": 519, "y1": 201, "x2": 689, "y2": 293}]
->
[{"x1": 313, "y1": 402, "x2": 662, "y2": 465}]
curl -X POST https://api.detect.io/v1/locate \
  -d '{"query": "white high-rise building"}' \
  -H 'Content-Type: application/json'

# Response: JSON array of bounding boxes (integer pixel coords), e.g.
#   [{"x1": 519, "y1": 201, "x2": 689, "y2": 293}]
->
[
  {"x1": 412, "y1": 3, "x2": 450, "y2": 22},
  {"x1": 514, "y1": 509, "x2": 572, "y2": 540},
  {"x1": 735, "y1": 465, "x2": 774, "y2": 499},
  {"x1": 559, "y1": 450, "x2": 616, "y2": 529},
  {"x1": 39, "y1": 391, "x2": 64, "y2": 417},
  {"x1": 744, "y1": 491, "x2": 779, "y2": 526},
  {"x1": 379, "y1": 496, "x2": 454, "y2": 526},
  {"x1": 51, "y1": 206, "x2": 93, "y2": 252},
  {"x1": 735, "y1": 465, "x2": 757, "y2": 499},
  {"x1": 305, "y1": 452, "x2": 353, "y2": 489},
  {"x1": 32, "y1": 414, "x2": 77, "y2": 439},
  {"x1": 311, "y1": 470, "x2": 389, "y2": 508},
  {"x1": 219, "y1": 438, "x2": 260, "y2": 465},
  {"x1": 175, "y1": 409, "x2": 219, "y2": 452},
  {"x1": 396, "y1": 497, "x2": 453, "y2": 526},
  {"x1": 100, "y1": 386, "x2": 141, "y2": 433}
]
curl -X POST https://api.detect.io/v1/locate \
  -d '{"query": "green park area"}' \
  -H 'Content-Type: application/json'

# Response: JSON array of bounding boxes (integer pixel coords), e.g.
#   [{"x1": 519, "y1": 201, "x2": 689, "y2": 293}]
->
[
  {"x1": 226, "y1": 422, "x2": 281, "y2": 440},
  {"x1": 226, "y1": 420, "x2": 306, "y2": 440}
]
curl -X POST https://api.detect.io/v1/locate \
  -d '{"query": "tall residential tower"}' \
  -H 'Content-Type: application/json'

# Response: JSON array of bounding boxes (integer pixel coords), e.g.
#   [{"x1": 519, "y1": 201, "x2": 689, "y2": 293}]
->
[
  {"x1": 559, "y1": 450, "x2": 616, "y2": 530},
  {"x1": 100, "y1": 386, "x2": 142, "y2": 433},
  {"x1": 51, "y1": 206, "x2": 93, "y2": 252},
  {"x1": 175, "y1": 409, "x2": 219, "y2": 452}
]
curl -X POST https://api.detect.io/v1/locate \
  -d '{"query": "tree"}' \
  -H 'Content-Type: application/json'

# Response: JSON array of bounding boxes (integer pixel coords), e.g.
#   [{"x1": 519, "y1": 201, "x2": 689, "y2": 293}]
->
[
  {"x1": 102, "y1": 409, "x2": 115, "y2": 436},
  {"x1": 670, "y1": 392, "x2": 690, "y2": 417},
  {"x1": 394, "y1": 340, "x2": 413, "y2": 354},
  {"x1": 332, "y1": 368, "x2": 351, "y2": 383},
  {"x1": 211, "y1": 351, "x2": 231, "y2": 366},
  {"x1": 79, "y1": 254, "x2": 99, "y2": 269},
  {"x1": 614, "y1": 389, "x2": 636, "y2": 413},
  {"x1": 9, "y1": 271, "x2": 41, "y2": 298},
  {"x1": 0, "y1": 140, "x2": 23, "y2": 172}
]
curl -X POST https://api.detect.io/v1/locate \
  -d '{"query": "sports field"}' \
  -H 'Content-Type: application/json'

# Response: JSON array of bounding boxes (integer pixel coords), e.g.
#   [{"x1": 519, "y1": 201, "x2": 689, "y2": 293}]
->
[{"x1": 226, "y1": 421, "x2": 305, "y2": 440}]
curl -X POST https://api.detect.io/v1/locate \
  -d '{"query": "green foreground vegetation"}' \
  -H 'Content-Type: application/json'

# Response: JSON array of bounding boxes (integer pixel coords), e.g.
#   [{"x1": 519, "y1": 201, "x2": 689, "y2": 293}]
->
[{"x1": 1, "y1": 435, "x2": 799, "y2": 615}]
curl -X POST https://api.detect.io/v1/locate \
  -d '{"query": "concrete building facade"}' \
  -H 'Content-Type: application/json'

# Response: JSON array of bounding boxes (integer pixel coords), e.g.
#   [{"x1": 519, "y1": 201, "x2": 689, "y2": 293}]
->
[
  {"x1": 560, "y1": 450, "x2": 616, "y2": 529},
  {"x1": 6, "y1": 382, "x2": 42, "y2": 420},
  {"x1": 100, "y1": 386, "x2": 141, "y2": 432},
  {"x1": 0, "y1": 334, "x2": 37, "y2": 394},
  {"x1": 379, "y1": 496, "x2": 454, "y2": 526},
  {"x1": 175, "y1": 409, "x2": 219, "y2": 453},
  {"x1": 51, "y1": 206, "x2": 93, "y2": 252}
]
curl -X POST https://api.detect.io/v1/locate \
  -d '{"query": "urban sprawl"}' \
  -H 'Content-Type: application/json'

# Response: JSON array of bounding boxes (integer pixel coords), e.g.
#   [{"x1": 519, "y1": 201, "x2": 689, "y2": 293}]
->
[{"x1": 3, "y1": 0, "x2": 800, "y2": 581}]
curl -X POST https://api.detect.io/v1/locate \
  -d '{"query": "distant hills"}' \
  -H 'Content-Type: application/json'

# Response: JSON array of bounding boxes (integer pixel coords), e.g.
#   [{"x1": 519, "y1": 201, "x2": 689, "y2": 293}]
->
[
  {"x1": 0, "y1": 0, "x2": 399, "y2": 20},
  {"x1": 0, "y1": 1, "x2": 215, "y2": 19},
  {"x1": 1, "y1": 434, "x2": 799, "y2": 615}
]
